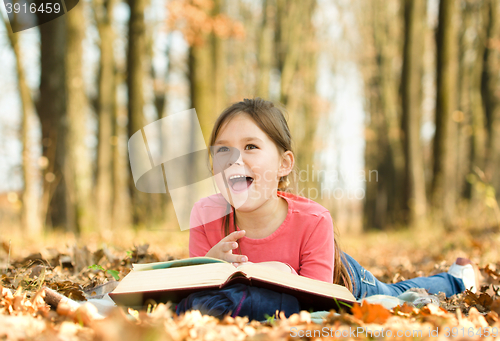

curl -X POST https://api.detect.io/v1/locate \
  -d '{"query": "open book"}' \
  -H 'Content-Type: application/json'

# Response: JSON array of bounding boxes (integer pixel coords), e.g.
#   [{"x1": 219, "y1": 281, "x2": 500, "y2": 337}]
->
[{"x1": 109, "y1": 257, "x2": 355, "y2": 311}]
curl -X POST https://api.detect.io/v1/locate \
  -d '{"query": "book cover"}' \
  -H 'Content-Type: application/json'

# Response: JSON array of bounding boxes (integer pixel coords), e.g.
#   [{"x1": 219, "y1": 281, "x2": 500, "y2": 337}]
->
[{"x1": 109, "y1": 258, "x2": 355, "y2": 312}]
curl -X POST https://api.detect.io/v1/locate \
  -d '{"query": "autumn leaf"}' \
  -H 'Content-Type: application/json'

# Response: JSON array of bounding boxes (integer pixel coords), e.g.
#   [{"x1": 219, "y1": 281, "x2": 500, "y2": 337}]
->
[
  {"x1": 463, "y1": 290, "x2": 495, "y2": 313},
  {"x1": 490, "y1": 299, "x2": 500, "y2": 315},
  {"x1": 483, "y1": 264, "x2": 500, "y2": 285},
  {"x1": 420, "y1": 303, "x2": 451, "y2": 317},
  {"x1": 393, "y1": 302, "x2": 417, "y2": 316},
  {"x1": 351, "y1": 302, "x2": 391, "y2": 324}
]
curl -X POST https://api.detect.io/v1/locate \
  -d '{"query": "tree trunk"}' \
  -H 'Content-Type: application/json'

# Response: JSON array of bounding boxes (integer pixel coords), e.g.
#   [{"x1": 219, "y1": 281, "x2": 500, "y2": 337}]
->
[
  {"x1": 460, "y1": 0, "x2": 488, "y2": 202},
  {"x1": 359, "y1": 0, "x2": 405, "y2": 229},
  {"x1": 112, "y1": 75, "x2": 132, "y2": 230},
  {"x1": 2, "y1": 16, "x2": 42, "y2": 235},
  {"x1": 188, "y1": 43, "x2": 216, "y2": 142},
  {"x1": 293, "y1": 1, "x2": 319, "y2": 191},
  {"x1": 401, "y1": 0, "x2": 427, "y2": 225},
  {"x1": 275, "y1": 0, "x2": 321, "y2": 193},
  {"x1": 432, "y1": 0, "x2": 460, "y2": 226},
  {"x1": 376, "y1": 0, "x2": 405, "y2": 225},
  {"x1": 94, "y1": 0, "x2": 117, "y2": 232},
  {"x1": 148, "y1": 31, "x2": 173, "y2": 225},
  {"x1": 456, "y1": 6, "x2": 472, "y2": 200},
  {"x1": 256, "y1": 0, "x2": 275, "y2": 99},
  {"x1": 151, "y1": 34, "x2": 171, "y2": 120},
  {"x1": 127, "y1": 0, "x2": 150, "y2": 226},
  {"x1": 187, "y1": 0, "x2": 230, "y2": 141},
  {"x1": 65, "y1": 0, "x2": 92, "y2": 233},
  {"x1": 275, "y1": 0, "x2": 304, "y2": 106},
  {"x1": 483, "y1": 0, "x2": 500, "y2": 197},
  {"x1": 36, "y1": 17, "x2": 67, "y2": 230},
  {"x1": 212, "y1": 0, "x2": 227, "y2": 116}
]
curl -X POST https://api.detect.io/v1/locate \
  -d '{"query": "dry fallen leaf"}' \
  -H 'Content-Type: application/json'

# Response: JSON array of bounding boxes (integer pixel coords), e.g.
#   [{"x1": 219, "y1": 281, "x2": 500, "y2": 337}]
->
[
  {"x1": 421, "y1": 303, "x2": 450, "y2": 317},
  {"x1": 352, "y1": 302, "x2": 391, "y2": 324},
  {"x1": 393, "y1": 302, "x2": 417, "y2": 316},
  {"x1": 0, "y1": 232, "x2": 499, "y2": 341}
]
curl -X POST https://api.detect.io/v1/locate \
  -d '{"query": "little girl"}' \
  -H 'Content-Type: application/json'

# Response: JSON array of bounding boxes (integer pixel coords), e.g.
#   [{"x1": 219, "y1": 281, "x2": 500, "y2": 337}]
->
[{"x1": 177, "y1": 98, "x2": 478, "y2": 320}]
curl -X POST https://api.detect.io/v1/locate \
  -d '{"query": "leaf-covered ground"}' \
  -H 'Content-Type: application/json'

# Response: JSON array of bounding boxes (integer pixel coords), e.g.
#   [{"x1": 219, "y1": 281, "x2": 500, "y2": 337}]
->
[{"x1": 1, "y1": 223, "x2": 500, "y2": 340}]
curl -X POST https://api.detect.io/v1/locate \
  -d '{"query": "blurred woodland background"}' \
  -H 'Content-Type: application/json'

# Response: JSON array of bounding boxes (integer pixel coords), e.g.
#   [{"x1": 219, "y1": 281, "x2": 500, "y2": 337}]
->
[{"x1": 0, "y1": 0, "x2": 499, "y2": 238}]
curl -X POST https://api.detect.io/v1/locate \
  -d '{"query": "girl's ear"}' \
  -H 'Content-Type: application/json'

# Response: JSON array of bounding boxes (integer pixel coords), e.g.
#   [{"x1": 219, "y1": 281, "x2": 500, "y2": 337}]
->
[{"x1": 278, "y1": 151, "x2": 294, "y2": 177}]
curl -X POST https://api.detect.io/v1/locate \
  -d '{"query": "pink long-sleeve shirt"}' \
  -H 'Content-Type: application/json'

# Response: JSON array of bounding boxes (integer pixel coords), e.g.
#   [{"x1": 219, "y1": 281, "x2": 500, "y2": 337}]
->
[{"x1": 189, "y1": 191, "x2": 335, "y2": 283}]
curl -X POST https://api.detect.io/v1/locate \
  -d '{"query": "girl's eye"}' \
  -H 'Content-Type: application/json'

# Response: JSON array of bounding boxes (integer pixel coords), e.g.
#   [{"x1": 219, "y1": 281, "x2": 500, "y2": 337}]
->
[
  {"x1": 217, "y1": 146, "x2": 229, "y2": 153},
  {"x1": 245, "y1": 144, "x2": 258, "y2": 150}
]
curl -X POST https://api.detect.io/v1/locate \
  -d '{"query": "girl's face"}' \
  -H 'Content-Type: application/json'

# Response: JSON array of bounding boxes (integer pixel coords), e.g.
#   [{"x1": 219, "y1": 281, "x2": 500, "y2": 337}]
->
[{"x1": 212, "y1": 113, "x2": 293, "y2": 212}]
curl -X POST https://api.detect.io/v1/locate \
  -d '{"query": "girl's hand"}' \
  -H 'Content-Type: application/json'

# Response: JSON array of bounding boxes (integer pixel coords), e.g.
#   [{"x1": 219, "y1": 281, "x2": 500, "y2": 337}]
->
[
  {"x1": 233, "y1": 261, "x2": 252, "y2": 268},
  {"x1": 205, "y1": 230, "x2": 248, "y2": 263}
]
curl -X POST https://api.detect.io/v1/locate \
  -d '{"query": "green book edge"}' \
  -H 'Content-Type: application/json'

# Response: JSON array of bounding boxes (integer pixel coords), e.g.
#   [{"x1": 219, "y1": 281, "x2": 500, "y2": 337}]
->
[{"x1": 132, "y1": 257, "x2": 228, "y2": 271}]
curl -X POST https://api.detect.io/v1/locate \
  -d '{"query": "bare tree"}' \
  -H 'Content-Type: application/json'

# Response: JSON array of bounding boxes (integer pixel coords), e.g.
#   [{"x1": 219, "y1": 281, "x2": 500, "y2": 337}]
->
[
  {"x1": 358, "y1": 0, "x2": 405, "y2": 229},
  {"x1": 94, "y1": 0, "x2": 118, "y2": 232},
  {"x1": 147, "y1": 25, "x2": 174, "y2": 223},
  {"x1": 482, "y1": 0, "x2": 500, "y2": 197},
  {"x1": 36, "y1": 16, "x2": 67, "y2": 229},
  {"x1": 127, "y1": 0, "x2": 151, "y2": 226},
  {"x1": 459, "y1": 0, "x2": 488, "y2": 203},
  {"x1": 2, "y1": 15, "x2": 42, "y2": 234},
  {"x1": 401, "y1": 0, "x2": 427, "y2": 225},
  {"x1": 187, "y1": 0, "x2": 228, "y2": 141},
  {"x1": 112, "y1": 69, "x2": 132, "y2": 230},
  {"x1": 275, "y1": 0, "x2": 321, "y2": 191},
  {"x1": 65, "y1": 0, "x2": 93, "y2": 233},
  {"x1": 256, "y1": 0, "x2": 275, "y2": 99},
  {"x1": 432, "y1": 0, "x2": 460, "y2": 226},
  {"x1": 166, "y1": 0, "x2": 246, "y2": 137}
]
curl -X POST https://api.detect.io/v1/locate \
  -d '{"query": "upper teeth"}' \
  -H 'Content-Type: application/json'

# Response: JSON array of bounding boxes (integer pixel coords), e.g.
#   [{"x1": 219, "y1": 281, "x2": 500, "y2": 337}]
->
[{"x1": 229, "y1": 175, "x2": 247, "y2": 180}]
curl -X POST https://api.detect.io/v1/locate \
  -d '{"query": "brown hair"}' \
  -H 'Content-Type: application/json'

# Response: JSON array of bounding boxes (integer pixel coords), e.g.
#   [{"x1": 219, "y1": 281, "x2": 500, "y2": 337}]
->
[{"x1": 208, "y1": 97, "x2": 354, "y2": 293}]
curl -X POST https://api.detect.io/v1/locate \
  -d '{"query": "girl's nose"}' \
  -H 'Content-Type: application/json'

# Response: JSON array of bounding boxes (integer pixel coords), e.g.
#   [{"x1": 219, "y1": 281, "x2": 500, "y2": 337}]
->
[{"x1": 230, "y1": 152, "x2": 244, "y2": 166}]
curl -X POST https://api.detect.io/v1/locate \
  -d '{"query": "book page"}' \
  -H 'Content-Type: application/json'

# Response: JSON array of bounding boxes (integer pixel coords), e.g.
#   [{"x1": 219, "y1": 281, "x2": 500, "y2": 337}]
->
[{"x1": 234, "y1": 262, "x2": 355, "y2": 302}]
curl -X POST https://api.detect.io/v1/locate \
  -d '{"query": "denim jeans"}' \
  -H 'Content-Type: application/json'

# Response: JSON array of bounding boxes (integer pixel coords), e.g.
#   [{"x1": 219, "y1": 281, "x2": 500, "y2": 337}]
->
[
  {"x1": 342, "y1": 253, "x2": 465, "y2": 300},
  {"x1": 176, "y1": 283, "x2": 300, "y2": 321}
]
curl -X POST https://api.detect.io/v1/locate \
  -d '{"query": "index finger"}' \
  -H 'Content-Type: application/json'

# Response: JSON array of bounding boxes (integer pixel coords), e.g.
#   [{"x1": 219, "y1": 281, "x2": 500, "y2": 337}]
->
[{"x1": 222, "y1": 230, "x2": 245, "y2": 242}]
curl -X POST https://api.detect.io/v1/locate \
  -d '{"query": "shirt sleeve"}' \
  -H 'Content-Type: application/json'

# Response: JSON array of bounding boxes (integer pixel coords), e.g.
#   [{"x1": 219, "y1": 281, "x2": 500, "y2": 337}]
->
[
  {"x1": 188, "y1": 203, "x2": 213, "y2": 257},
  {"x1": 297, "y1": 211, "x2": 335, "y2": 283}
]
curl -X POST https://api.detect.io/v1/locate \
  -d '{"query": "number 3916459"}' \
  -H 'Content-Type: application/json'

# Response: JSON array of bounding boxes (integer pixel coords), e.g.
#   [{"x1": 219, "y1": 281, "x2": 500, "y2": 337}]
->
[{"x1": 5, "y1": 2, "x2": 61, "y2": 14}]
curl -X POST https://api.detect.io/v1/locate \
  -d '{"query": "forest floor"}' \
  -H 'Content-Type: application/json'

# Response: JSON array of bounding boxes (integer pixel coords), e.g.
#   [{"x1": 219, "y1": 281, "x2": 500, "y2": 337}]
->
[{"x1": 1, "y1": 220, "x2": 500, "y2": 340}]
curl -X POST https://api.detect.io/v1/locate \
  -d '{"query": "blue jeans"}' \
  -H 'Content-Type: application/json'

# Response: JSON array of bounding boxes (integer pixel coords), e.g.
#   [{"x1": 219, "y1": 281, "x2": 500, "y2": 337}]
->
[
  {"x1": 176, "y1": 283, "x2": 300, "y2": 321},
  {"x1": 343, "y1": 253, "x2": 465, "y2": 300}
]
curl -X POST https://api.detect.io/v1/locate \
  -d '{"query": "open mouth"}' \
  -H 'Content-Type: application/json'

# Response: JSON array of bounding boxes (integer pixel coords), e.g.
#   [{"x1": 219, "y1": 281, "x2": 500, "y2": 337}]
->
[{"x1": 228, "y1": 174, "x2": 254, "y2": 192}]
